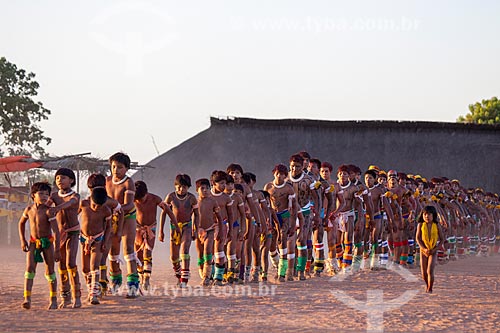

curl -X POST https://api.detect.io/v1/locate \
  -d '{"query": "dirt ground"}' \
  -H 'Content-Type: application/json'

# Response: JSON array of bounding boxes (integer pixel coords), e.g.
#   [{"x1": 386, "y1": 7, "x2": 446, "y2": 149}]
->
[{"x1": 1, "y1": 244, "x2": 499, "y2": 332}]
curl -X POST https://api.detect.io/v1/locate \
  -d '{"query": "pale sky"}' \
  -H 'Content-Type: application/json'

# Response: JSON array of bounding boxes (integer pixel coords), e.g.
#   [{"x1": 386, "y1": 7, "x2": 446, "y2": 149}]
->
[{"x1": 1, "y1": 1, "x2": 499, "y2": 165}]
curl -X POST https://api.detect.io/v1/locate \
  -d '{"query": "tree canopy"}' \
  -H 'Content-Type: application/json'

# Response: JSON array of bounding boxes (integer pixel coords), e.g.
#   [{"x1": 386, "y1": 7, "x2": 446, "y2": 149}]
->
[
  {"x1": 457, "y1": 96, "x2": 500, "y2": 125},
  {"x1": 0, "y1": 57, "x2": 51, "y2": 157}
]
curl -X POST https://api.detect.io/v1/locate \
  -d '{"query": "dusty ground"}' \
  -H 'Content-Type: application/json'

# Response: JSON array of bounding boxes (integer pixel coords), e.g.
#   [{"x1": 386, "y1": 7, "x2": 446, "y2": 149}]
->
[{"x1": 1, "y1": 244, "x2": 499, "y2": 332}]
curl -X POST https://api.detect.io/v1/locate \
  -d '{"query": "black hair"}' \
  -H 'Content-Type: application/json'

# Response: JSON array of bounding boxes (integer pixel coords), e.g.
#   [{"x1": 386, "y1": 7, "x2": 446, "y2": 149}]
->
[
  {"x1": 91, "y1": 187, "x2": 108, "y2": 205},
  {"x1": 234, "y1": 184, "x2": 244, "y2": 193},
  {"x1": 364, "y1": 170, "x2": 378, "y2": 180},
  {"x1": 260, "y1": 190, "x2": 270, "y2": 200},
  {"x1": 418, "y1": 205, "x2": 438, "y2": 223},
  {"x1": 309, "y1": 158, "x2": 321, "y2": 169},
  {"x1": 242, "y1": 173, "x2": 252, "y2": 185},
  {"x1": 87, "y1": 173, "x2": 106, "y2": 189},
  {"x1": 226, "y1": 163, "x2": 244, "y2": 175},
  {"x1": 272, "y1": 164, "x2": 288, "y2": 176},
  {"x1": 247, "y1": 172, "x2": 256, "y2": 182},
  {"x1": 109, "y1": 152, "x2": 131, "y2": 169},
  {"x1": 30, "y1": 182, "x2": 51, "y2": 199},
  {"x1": 175, "y1": 174, "x2": 192, "y2": 188},
  {"x1": 211, "y1": 170, "x2": 228, "y2": 184},
  {"x1": 298, "y1": 151, "x2": 311, "y2": 160},
  {"x1": 55, "y1": 168, "x2": 76, "y2": 187},
  {"x1": 290, "y1": 154, "x2": 304, "y2": 165},
  {"x1": 195, "y1": 178, "x2": 210, "y2": 190},
  {"x1": 135, "y1": 181, "x2": 148, "y2": 200},
  {"x1": 226, "y1": 174, "x2": 235, "y2": 184}
]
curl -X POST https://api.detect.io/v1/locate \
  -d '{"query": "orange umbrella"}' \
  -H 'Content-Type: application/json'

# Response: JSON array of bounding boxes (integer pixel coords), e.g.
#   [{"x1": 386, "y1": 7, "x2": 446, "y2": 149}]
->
[{"x1": 0, "y1": 156, "x2": 43, "y2": 172}]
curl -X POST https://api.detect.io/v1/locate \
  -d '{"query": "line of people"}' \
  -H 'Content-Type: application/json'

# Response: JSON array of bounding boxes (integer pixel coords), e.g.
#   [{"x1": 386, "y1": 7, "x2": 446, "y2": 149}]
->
[{"x1": 18, "y1": 151, "x2": 500, "y2": 309}]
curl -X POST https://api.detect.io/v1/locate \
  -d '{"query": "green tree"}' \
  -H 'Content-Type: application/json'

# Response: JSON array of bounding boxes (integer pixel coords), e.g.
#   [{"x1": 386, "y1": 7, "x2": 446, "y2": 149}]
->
[
  {"x1": 457, "y1": 96, "x2": 500, "y2": 125},
  {"x1": 0, "y1": 57, "x2": 51, "y2": 157}
]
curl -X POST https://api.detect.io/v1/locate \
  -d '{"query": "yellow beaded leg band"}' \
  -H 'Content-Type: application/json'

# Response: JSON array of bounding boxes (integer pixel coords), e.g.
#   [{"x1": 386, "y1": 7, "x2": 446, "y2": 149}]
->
[
  {"x1": 24, "y1": 290, "x2": 32, "y2": 297},
  {"x1": 68, "y1": 266, "x2": 78, "y2": 278},
  {"x1": 49, "y1": 291, "x2": 57, "y2": 298}
]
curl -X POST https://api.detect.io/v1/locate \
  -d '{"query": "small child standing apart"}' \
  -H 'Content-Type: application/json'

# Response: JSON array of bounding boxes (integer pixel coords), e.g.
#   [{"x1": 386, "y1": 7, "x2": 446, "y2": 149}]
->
[{"x1": 18, "y1": 182, "x2": 61, "y2": 309}]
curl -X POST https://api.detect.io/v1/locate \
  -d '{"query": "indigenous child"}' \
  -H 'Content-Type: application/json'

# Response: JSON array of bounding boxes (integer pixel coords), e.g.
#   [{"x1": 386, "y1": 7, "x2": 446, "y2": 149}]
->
[
  {"x1": 320, "y1": 162, "x2": 344, "y2": 275},
  {"x1": 49, "y1": 168, "x2": 82, "y2": 308},
  {"x1": 244, "y1": 172, "x2": 269, "y2": 282},
  {"x1": 226, "y1": 164, "x2": 262, "y2": 282},
  {"x1": 233, "y1": 183, "x2": 250, "y2": 283},
  {"x1": 210, "y1": 171, "x2": 234, "y2": 285},
  {"x1": 105, "y1": 152, "x2": 139, "y2": 297},
  {"x1": 18, "y1": 182, "x2": 61, "y2": 309},
  {"x1": 135, "y1": 181, "x2": 177, "y2": 290},
  {"x1": 307, "y1": 158, "x2": 333, "y2": 276},
  {"x1": 194, "y1": 178, "x2": 223, "y2": 286},
  {"x1": 416, "y1": 205, "x2": 445, "y2": 293},
  {"x1": 332, "y1": 164, "x2": 358, "y2": 273},
  {"x1": 87, "y1": 173, "x2": 123, "y2": 296},
  {"x1": 348, "y1": 165, "x2": 374, "y2": 271},
  {"x1": 263, "y1": 164, "x2": 297, "y2": 282},
  {"x1": 160, "y1": 174, "x2": 199, "y2": 288},
  {"x1": 386, "y1": 170, "x2": 407, "y2": 266},
  {"x1": 364, "y1": 169, "x2": 393, "y2": 270},
  {"x1": 224, "y1": 175, "x2": 246, "y2": 284},
  {"x1": 79, "y1": 186, "x2": 112, "y2": 304},
  {"x1": 287, "y1": 154, "x2": 320, "y2": 280},
  {"x1": 259, "y1": 190, "x2": 275, "y2": 282}
]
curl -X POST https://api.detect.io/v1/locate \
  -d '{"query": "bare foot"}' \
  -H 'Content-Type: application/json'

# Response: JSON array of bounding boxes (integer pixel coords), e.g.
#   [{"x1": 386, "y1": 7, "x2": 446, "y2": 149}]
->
[
  {"x1": 72, "y1": 298, "x2": 82, "y2": 308},
  {"x1": 90, "y1": 296, "x2": 100, "y2": 305},
  {"x1": 21, "y1": 300, "x2": 31, "y2": 310},
  {"x1": 59, "y1": 299, "x2": 71, "y2": 309},
  {"x1": 48, "y1": 300, "x2": 58, "y2": 310}
]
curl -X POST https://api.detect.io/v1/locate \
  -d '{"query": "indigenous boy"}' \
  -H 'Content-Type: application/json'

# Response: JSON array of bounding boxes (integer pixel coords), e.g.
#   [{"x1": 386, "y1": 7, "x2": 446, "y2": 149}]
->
[
  {"x1": 210, "y1": 171, "x2": 234, "y2": 285},
  {"x1": 224, "y1": 175, "x2": 246, "y2": 284},
  {"x1": 87, "y1": 173, "x2": 123, "y2": 295},
  {"x1": 386, "y1": 170, "x2": 408, "y2": 266},
  {"x1": 348, "y1": 165, "x2": 374, "y2": 271},
  {"x1": 364, "y1": 169, "x2": 393, "y2": 270},
  {"x1": 226, "y1": 164, "x2": 262, "y2": 282},
  {"x1": 160, "y1": 174, "x2": 199, "y2": 288},
  {"x1": 244, "y1": 172, "x2": 270, "y2": 282},
  {"x1": 195, "y1": 178, "x2": 223, "y2": 286},
  {"x1": 259, "y1": 190, "x2": 276, "y2": 282},
  {"x1": 307, "y1": 158, "x2": 333, "y2": 276},
  {"x1": 134, "y1": 181, "x2": 177, "y2": 290},
  {"x1": 264, "y1": 164, "x2": 297, "y2": 282},
  {"x1": 416, "y1": 205, "x2": 445, "y2": 293},
  {"x1": 105, "y1": 152, "x2": 139, "y2": 297},
  {"x1": 79, "y1": 186, "x2": 112, "y2": 304},
  {"x1": 332, "y1": 164, "x2": 358, "y2": 273},
  {"x1": 18, "y1": 182, "x2": 60, "y2": 309},
  {"x1": 233, "y1": 183, "x2": 250, "y2": 282},
  {"x1": 287, "y1": 154, "x2": 320, "y2": 280},
  {"x1": 49, "y1": 168, "x2": 82, "y2": 308},
  {"x1": 320, "y1": 162, "x2": 344, "y2": 275}
]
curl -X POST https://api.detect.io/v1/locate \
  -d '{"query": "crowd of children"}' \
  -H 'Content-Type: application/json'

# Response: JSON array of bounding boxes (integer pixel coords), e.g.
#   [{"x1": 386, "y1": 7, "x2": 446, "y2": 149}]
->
[{"x1": 18, "y1": 151, "x2": 500, "y2": 309}]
